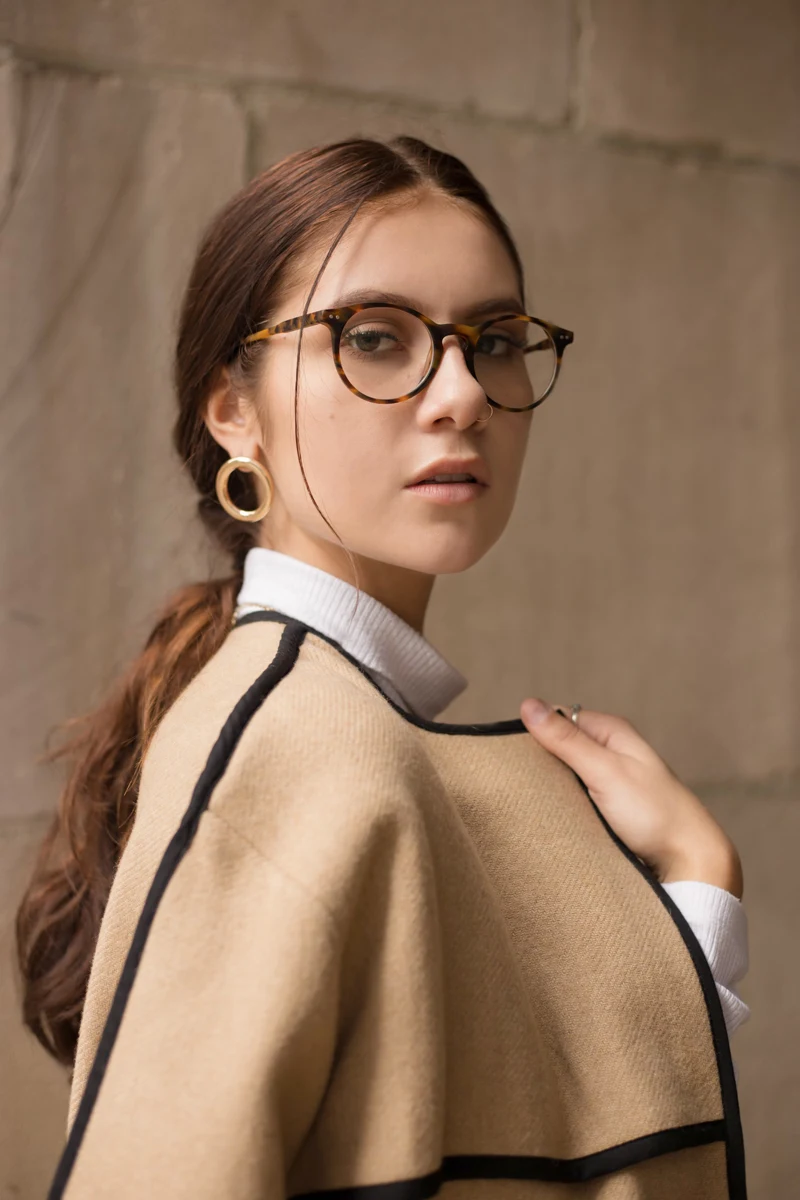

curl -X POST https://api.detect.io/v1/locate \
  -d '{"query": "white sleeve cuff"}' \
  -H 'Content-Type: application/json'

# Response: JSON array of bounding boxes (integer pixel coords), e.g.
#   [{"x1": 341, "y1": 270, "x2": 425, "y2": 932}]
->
[{"x1": 660, "y1": 879, "x2": 751, "y2": 1039}]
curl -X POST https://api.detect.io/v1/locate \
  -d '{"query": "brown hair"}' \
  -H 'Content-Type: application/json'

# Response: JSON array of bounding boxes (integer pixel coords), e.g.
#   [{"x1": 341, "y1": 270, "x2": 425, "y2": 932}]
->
[{"x1": 15, "y1": 135, "x2": 525, "y2": 1067}]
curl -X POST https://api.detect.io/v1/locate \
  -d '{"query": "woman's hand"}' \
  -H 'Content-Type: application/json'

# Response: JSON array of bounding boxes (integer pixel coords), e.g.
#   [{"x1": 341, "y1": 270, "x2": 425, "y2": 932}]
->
[{"x1": 520, "y1": 698, "x2": 743, "y2": 899}]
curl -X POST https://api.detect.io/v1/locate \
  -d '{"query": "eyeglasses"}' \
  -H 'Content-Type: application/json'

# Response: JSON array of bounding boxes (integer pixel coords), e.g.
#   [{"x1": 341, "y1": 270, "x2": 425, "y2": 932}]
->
[{"x1": 240, "y1": 303, "x2": 574, "y2": 412}]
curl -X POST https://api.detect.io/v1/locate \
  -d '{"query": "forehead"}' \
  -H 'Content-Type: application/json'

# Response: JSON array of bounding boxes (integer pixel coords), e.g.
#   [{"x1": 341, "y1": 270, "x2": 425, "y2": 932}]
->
[{"x1": 281, "y1": 192, "x2": 522, "y2": 322}]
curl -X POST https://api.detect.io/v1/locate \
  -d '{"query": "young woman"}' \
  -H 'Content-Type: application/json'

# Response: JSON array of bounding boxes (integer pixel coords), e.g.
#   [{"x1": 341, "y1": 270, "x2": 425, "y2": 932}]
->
[{"x1": 17, "y1": 137, "x2": 749, "y2": 1199}]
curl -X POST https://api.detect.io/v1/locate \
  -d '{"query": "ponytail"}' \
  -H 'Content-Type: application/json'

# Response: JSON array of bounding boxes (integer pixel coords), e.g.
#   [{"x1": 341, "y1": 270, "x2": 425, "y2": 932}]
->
[{"x1": 15, "y1": 575, "x2": 240, "y2": 1066}]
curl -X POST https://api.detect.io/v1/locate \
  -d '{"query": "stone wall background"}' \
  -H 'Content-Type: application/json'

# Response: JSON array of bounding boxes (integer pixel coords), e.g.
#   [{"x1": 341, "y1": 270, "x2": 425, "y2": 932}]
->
[{"x1": 0, "y1": 2, "x2": 797, "y2": 1197}]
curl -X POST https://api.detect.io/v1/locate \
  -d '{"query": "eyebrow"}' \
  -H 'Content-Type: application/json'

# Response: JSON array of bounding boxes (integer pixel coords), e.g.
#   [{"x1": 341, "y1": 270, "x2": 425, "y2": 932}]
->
[{"x1": 330, "y1": 288, "x2": 526, "y2": 321}]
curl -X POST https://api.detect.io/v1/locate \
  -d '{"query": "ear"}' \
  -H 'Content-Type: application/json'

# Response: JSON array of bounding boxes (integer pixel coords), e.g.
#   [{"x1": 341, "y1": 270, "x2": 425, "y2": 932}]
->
[{"x1": 203, "y1": 365, "x2": 264, "y2": 460}]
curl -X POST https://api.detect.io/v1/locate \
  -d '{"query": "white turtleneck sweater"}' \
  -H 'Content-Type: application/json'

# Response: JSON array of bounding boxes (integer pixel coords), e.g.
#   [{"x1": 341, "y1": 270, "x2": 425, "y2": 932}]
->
[{"x1": 234, "y1": 546, "x2": 750, "y2": 1043}]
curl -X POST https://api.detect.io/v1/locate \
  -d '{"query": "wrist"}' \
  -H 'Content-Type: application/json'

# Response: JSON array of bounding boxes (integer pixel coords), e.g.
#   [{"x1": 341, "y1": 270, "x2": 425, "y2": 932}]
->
[{"x1": 660, "y1": 839, "x2": 743, "y2": 899}]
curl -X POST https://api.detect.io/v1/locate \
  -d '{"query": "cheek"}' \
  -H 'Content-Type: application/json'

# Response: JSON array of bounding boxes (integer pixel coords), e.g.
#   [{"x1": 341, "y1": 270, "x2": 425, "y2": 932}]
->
[
  {"x1": 262, "y1": 352, "x2": 396, "y2": 499},
  {"x1": 257, "y1": 340, "x2": 342, "y2": 450},
  {"x1": 496, "y1": 414, "x2": 533, "y2": 470},
  {"x1": 309, "y1": 405, "x2": 397, "y2": 499}
]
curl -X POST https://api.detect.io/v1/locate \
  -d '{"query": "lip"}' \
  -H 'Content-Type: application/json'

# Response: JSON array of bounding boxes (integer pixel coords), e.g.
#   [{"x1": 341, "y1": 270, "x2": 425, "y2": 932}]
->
[
  {"x1": 404, "y1": 480, "x2": 485, "y2": 505},
  {"x1": 405, "y1": 456, "x2": 490, "y2": 488}
]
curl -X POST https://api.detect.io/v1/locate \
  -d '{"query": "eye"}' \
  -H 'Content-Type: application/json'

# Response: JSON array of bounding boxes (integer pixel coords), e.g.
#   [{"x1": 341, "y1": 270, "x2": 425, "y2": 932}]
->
[
  {"x1": 476, "y1": 331, "x2": 521, "y2": 357},
  {"x1": 342, "y1": 326, "x2": 401, "y2": 355}
]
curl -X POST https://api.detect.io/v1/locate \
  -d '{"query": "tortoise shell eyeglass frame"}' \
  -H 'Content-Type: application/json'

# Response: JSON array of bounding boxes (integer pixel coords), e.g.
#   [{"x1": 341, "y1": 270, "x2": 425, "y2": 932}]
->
[{"x1": 238, "y1": 302, "x2": 574, "y2": 412}]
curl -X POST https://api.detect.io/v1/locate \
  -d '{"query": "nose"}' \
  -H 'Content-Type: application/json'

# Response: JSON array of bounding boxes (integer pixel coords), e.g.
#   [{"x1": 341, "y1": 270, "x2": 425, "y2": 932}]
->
[
  {"x1": 447, "y1": 332, "x2": 470, "y2": 356},
  {"x1": 415, "y1": 333, "x2": 487, "y2": 427}
]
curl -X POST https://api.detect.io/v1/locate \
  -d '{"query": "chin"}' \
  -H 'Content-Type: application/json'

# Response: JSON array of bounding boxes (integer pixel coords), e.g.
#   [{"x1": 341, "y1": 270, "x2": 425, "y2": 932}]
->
[{"x1": 402, "y1": 530, "x2": 499, "y2": 576}]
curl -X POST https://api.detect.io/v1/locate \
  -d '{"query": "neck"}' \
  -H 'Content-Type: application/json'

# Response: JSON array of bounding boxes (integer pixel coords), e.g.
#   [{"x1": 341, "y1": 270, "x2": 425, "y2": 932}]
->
[{"x1": 259, "y1": 535, "x2": 436, "y2": 634}]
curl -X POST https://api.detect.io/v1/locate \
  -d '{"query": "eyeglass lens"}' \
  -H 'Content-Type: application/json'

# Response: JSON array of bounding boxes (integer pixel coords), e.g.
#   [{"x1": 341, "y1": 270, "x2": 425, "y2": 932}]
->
[{"x1": 339, "y1": 308, "x2": 557, "y2": 407}]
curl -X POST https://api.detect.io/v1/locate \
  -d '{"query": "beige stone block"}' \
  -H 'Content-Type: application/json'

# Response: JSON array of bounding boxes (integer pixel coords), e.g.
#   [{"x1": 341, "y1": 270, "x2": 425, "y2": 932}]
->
[
  {"x1": 0, "y1": 69, "x2": 245, "y2": 819},
  {"x1": 583, "y1": 0, "x2": 800, "y2": 165},
  {"x1": 0, "y1": 5, "x2": 15, "y2": 43},
  {"x1": 249, "y1": 86, "x2": 458, "y2": 173},
  {"x1": 0, "y1": 816, "x2": 70, "y2": 1198},
  {"x1": 0, "y1": 52, "x2": 18, "y2": 192},
  {"x1": 9, "y1": 0, "x2": 572, "y2": 123},
  {"x1": 699, "y1": 779, "x2": 800, "y2": 1199},
  {"x1": 439, "y1": 141, "x2": 800, "y2": 788},
  {"x1": 248, "y1": 92, "x2": 799, "y2": 783}
]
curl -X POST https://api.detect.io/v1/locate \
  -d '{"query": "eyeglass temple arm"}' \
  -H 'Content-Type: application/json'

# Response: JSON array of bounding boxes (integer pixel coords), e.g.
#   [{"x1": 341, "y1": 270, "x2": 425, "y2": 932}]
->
[{"x1": 244, "y1": 311, "x2": 332, "y2": 345}]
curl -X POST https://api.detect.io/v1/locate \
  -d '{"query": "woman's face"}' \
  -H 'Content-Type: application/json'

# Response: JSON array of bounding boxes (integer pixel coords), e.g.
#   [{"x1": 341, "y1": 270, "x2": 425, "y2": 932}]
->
[{"x1": 209, "y1": 191, "x2": 535, "y2": 620}]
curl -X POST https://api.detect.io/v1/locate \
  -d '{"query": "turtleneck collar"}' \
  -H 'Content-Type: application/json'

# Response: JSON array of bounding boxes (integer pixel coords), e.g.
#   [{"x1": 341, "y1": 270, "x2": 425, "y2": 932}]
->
[{"x1": 234, "y1": 547, "x2": 468, "y2": 721}]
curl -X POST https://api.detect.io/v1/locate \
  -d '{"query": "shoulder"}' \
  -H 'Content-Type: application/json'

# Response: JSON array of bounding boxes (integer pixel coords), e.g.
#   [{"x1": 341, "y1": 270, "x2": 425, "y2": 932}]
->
[
  {"x1": 97, "y1": 618, "x2": 433, "y2": 987},
  {"x1": 214, "y1": 622, "x2": 430, "y2": 822},
  {"x1": 146, "y1": 619, "x2": 434, "y2": 910}
]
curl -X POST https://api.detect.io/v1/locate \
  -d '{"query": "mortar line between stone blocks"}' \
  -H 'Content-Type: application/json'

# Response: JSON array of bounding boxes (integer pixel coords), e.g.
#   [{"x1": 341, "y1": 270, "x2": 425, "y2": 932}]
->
[
  {"x1": 0, "y1": 812, "x2": 54, "y2": 836},
  {"x1": 565, "y1": 0, "x2": 594, "y2": 132},
  {"x1": 691, "y1": 768, "x2": 800, "y2": 803},
  {"x1": 229, "y1": 85, "x2": 259, "y2": 183},
  {"x1": 6, "y1": 41, "x2": 800, "y2": 178}
]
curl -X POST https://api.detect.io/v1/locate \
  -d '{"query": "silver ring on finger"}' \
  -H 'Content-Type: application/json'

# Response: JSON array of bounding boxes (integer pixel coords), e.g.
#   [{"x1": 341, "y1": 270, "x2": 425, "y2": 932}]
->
[{"x1": 569, "y1": 703, "x2": 582, "y2": 726}]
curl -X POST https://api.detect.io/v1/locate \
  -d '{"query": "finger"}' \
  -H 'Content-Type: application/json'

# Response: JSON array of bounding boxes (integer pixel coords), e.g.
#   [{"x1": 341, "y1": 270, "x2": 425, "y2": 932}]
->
[
  {"x1": 520, "y1": 698, "x2": 613, "y2": 788},
  {"x1": 552, "y1": 705, "x2": 648, "y2": 757}
]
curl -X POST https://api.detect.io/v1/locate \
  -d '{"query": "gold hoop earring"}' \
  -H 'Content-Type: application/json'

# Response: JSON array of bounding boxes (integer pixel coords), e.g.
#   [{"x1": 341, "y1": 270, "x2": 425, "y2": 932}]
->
[
  {"x1": 476, "y1": 403, "x2": 494, "y2": 423},
  {"x1": 215, "y1": 456, "x2": 274, "y2": 522}
]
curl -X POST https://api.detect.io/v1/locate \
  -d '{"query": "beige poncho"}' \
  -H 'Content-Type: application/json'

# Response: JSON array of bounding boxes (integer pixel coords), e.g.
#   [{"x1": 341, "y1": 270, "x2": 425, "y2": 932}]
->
[{"x1": 52, "y1": 611, "x2": 746, "y2": 1199}]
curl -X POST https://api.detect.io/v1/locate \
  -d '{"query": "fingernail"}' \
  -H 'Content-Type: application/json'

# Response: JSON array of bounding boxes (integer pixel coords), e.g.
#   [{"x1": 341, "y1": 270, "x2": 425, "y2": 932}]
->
[{"x1": 522, "y1": 698, "x2": 551, "y2": 725}]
